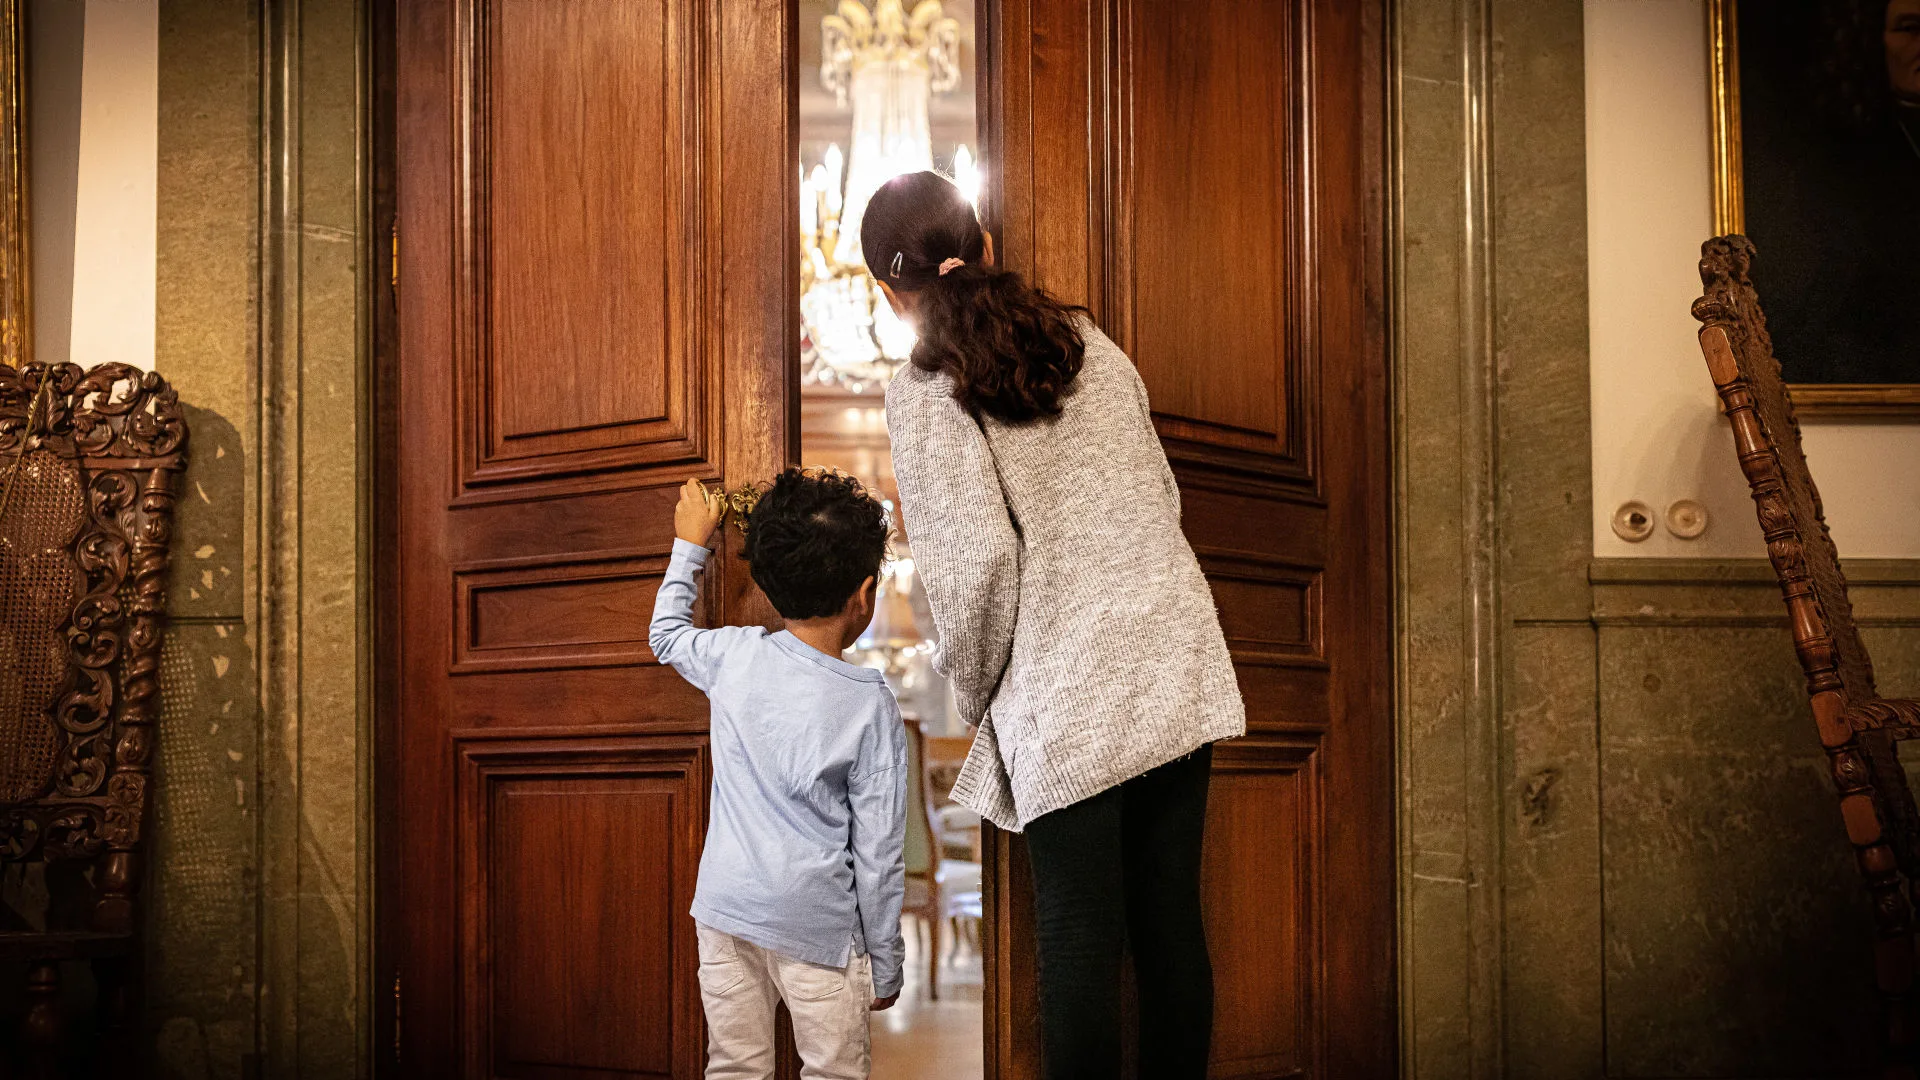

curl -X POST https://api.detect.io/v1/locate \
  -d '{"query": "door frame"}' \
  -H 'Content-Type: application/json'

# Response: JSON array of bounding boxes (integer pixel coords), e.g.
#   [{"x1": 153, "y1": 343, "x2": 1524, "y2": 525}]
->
[
  {"x1": 369, "y1": 0, "x2": 401, "y2": 1071},
  {"x1": 367, "y1": 1, "x2": 1396, "y2": 1076}
]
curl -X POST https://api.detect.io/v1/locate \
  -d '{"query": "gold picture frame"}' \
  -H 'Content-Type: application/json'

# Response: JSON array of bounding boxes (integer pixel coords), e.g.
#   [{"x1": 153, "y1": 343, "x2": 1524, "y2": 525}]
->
[
  {"x1": 1708, "y1": 0, "x2": 1920, "y2": 419},
  {"x1": 0, "y1": 0, "x2": 25, "y2": 368}
]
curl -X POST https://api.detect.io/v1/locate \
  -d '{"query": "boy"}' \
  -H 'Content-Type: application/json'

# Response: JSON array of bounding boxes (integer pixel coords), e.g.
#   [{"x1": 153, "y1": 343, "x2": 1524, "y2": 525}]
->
[{"x1": 651, "y1": 469, "x2": 907, "y2": 1080}]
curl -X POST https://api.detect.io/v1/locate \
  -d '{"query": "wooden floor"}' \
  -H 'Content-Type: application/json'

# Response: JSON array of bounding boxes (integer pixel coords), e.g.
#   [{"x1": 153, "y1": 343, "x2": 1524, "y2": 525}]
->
[{"x1": 871, "y1": 916, "x2": 984, "y2": 1079}]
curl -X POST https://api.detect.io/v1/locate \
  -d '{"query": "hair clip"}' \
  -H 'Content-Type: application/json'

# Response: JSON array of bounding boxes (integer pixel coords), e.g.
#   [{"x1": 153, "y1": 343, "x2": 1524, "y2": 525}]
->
[{"x1": 889, "y1": 252, "x2": 904, "y2": 278}]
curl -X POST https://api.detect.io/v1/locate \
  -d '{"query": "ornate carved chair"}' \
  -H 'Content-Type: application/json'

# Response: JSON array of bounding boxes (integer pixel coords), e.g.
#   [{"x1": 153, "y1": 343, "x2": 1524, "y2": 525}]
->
[
  {"x1": 1693, "y1": 236, "x2": 1920, "y2": 1076},
  {"x1": 0, "y1": 362, "x2": 186, "y2": 1075}
]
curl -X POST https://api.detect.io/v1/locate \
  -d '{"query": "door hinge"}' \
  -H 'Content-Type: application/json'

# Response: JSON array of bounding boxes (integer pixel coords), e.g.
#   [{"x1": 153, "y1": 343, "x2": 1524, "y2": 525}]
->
[
  {"x1": 392, "y1": 972, "x2": 402, "y2": 1062},
  {"x1": 390, "y1": 217, "x2": 400, "y2": 292}
]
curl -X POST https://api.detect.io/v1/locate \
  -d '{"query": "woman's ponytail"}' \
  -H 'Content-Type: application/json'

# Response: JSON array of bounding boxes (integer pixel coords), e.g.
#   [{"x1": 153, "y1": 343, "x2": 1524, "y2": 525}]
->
[{"x1": 861, "y1": 172, "x2": 1087, "y2": 423}]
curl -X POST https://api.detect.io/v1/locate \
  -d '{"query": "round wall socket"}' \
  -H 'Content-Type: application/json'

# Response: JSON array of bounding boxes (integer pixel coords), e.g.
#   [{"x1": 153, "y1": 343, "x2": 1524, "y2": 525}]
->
[
  {"x1": 1611, "y1": 501, "x2": 1655, "y2": 543},
  {"x1": 1666, "y1": 499, "x2": 1708, "y2": 539}
]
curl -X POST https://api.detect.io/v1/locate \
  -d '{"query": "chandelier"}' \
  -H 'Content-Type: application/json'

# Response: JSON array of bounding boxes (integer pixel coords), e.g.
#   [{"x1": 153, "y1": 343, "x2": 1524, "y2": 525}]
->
[{"x1": 800, "y1": 0, "x2": 980, "y2": 392}]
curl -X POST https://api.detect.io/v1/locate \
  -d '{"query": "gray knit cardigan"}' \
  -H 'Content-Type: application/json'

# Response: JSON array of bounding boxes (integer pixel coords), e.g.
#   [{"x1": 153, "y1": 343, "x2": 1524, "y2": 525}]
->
[{"x1": 885, "y1": 323, "x2": 1246, "y2": 831}]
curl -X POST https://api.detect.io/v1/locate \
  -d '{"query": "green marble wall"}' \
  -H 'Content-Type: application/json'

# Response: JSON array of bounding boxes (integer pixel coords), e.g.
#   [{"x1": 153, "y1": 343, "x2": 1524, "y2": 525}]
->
[
  {"x1": 150, "y1": 2, "x2": 258, "y2": 1074},
  {"x1": 1397, "y1": 1, "x2": 1920, "y2": 1077},
  {"x1": 1584, "y1": 562, "x2": 1920, "y2": 1076},
  {"x1": 1396, "y1": 0, "x2": 1599, "y2": 1071},
  {"x1": 1394, "y1": 0, "x2": 1505, "y2": 1069},
  {"x1": 151, "y1": 1, "x2": 369, "y2": 1076}
]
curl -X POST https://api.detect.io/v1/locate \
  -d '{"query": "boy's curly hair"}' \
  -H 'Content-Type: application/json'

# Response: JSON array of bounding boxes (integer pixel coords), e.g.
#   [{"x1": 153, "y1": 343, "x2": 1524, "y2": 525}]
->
[{"x1": 739, "y1": 467, "x2": 890, "y2": 620}]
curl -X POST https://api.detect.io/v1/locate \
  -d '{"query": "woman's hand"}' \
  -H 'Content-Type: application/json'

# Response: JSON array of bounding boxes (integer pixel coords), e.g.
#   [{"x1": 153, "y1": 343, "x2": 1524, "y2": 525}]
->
[{"x1": 674, "y1": 478, "x2": 725, "y2": 547}]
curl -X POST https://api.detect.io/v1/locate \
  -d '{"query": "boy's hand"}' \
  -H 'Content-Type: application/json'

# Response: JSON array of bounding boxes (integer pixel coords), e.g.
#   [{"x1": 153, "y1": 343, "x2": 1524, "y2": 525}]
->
[
  {"x1": 871, "y1": 993, "x2": 899, "y2": 1012},
  {"x1": 674, "y1": 477, "x2": 724, "y2": 547}
]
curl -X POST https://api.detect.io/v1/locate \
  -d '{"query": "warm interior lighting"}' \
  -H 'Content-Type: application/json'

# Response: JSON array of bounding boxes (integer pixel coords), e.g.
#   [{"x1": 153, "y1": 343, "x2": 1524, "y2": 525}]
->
[{"x1": 800, "y1": 0, "x2": 977, "y2": 393}]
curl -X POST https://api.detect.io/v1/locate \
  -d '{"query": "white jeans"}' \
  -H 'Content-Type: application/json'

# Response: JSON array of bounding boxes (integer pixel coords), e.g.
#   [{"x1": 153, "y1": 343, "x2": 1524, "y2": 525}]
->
[{"x1": 696, "y1": 923, "x2": 873, "y2": 1080}]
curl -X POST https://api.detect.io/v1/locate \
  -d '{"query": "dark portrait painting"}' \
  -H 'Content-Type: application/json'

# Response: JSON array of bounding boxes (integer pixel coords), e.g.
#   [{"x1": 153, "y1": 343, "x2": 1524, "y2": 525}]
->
[{"x1": 1717, "y1": 0, "x2": 1920, "y2": 410}]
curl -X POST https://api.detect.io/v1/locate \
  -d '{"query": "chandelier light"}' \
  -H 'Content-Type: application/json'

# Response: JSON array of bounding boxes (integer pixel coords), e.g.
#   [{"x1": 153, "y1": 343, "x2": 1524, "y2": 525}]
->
[{"x1": 801, "y1": 0, "x2": 978, "y2": 392}]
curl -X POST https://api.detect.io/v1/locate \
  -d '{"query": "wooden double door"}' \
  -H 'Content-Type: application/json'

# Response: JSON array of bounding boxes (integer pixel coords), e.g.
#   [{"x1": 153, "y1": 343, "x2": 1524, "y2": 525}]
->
[{"x1": 385, "y1": 1, "x2": 1390, "y2": 1077}]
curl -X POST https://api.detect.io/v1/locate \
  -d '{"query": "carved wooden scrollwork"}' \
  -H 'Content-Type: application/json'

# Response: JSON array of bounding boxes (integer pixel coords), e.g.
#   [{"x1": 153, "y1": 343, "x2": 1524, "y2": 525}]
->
[
  {"x1": 0, "y1": 362, "x2": 185, "y2": 461},
  {"x1": 0, "y1": 361, "x2": 186, "y2": 885},
  {"x1": 0, "y1": 809, "x2": 37, "y2": 859},
  {"x1": 1832, "y1": 749, "x2": 1868, "y2": 788},
  {"x1": 0, "y1": 803, "x2": 104, "y2": 862},
  {"x1": 1851, "y1": 699, "x2": 1920, "y2": 737},
  {"x1": 44, "y1": 468, "x2": 140, "y2": 803},
  {"x1": 40, "y1": 806, "x2": 105, "y2": 861}
]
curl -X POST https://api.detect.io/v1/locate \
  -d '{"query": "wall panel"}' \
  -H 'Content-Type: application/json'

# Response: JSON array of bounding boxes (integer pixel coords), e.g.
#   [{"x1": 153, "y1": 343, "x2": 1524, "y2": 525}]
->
[{"x1": 1575, "y1": 562, "x2": 1920, "y2": 1077}]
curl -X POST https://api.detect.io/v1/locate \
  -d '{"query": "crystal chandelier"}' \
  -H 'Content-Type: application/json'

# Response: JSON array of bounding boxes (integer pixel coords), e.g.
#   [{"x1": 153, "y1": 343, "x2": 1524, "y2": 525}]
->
[{"x1": 801, "y1": 0, "x2": 980, "y2": 392}]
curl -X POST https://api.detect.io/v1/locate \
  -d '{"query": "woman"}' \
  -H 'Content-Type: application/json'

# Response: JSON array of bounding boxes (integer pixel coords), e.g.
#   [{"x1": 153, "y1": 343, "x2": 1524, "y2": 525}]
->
[{"x1": 865, "y1": 171, "x2": 1245, "y2": 1079}]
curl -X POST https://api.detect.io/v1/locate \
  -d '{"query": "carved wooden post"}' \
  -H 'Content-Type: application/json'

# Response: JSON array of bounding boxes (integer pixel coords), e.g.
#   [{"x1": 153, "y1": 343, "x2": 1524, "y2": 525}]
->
[{"x1": 94, "y1": 465, "x2": 173, "y2": 936}]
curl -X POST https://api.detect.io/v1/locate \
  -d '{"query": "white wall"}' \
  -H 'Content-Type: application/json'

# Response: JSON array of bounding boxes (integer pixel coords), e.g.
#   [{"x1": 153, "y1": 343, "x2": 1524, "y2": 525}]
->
[
  {"x1": 30, "y1": 0, "x2": 158, "y2": 373},
  {"x1": 1585, "y1": 0, "x2": 1920, "y2": 559}
]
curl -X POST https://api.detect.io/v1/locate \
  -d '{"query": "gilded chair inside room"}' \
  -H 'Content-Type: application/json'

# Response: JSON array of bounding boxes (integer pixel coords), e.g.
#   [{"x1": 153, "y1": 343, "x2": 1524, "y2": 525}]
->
[
  {"x1": 1693, "y1": 235, "x2": 1920, "y2": 1078},
  {"x1": 0, "y1": 362, "x2": 187, "y2": 1076}
]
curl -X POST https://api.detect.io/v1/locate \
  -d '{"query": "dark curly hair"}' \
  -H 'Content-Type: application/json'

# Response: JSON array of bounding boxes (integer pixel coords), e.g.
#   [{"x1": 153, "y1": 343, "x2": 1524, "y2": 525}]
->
[
  {"x1": 861, "y1": 171, "x2": 1088, "y2": 423},
  {"x1": 740, "y1": 467, "x2": 890, "y2": 620}
]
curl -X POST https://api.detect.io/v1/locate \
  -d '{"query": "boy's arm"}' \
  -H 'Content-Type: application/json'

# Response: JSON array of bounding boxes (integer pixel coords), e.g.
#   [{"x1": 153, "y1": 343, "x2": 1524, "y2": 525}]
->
[
  {"x1": 648, "y1": 540, "x2": 730, "y2": 691},
  {"x1": 848, "y1": 709, "x2": 908, "y2": 1002},
  {"x1": 648, "y1": 479, "x2": 732, "y2": 691}
]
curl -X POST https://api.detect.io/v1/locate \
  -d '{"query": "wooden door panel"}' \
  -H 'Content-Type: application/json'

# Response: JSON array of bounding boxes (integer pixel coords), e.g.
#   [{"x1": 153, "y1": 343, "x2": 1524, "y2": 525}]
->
[
  {"x1": 1181, "y1": 486, "x2": 1326, "y2": 564},
  {"x1": 457, "y1": 733, "x2": 709, "y2": 1080},
  {"x1": 1185, "y1": 485, "x2": 1332, "y2": 737},
  {"x1": 1203, "y1": 738, "x2": 1319, "y2": 1080},
  {"x1": 1199, "y1": 559, "x2": 1322, "y2": 667},
  {"x1": 453, "y1": 556, "x2": 669, "y2": 673},
  {"x1": 488, "y1": 1, "x2": 675, "y2": 443},
  {"x1": 1122, "y1": 0, "x2": 1297, "y2": 457},
  {"x1": 446, "y1": 487, "x2": 683, "y2": 562},
  {"x1": 447, "y1": 671, "x2": 713, "y2": 731},
  {"x1": 988, "y1": 0, "x2": 1388, "y2": 1076},
  {"x1": 454, "y1": 0, "x2": 714, "y2": 499},
  {"x1": 394, "y1": 0, "x2": 793, "y2": 1072}
]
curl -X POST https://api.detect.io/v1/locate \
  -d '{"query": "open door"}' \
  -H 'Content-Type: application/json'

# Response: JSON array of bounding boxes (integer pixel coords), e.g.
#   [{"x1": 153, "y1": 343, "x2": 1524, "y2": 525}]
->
[
  {"x1": 981, "y1": 0, "x2": 1394, "y2": 1076},
  {"x1": 387, "y1": 0, "x2": 1387, "y2": 1074},
  {"x1": 390, "y1": 0, "x2": 795, "y2": 1073}
]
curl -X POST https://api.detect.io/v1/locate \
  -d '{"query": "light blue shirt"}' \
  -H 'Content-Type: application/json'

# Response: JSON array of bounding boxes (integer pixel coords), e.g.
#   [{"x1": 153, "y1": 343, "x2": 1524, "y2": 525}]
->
[{"x1": 649, "y1": 539, "x2": 908, "y2": 998}]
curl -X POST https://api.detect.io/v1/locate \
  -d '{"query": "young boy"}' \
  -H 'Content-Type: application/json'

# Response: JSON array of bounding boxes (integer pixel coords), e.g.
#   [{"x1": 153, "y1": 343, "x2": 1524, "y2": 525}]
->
[{"x1": 651, "y1": 469, "x2": 907, "y2": 1080}]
